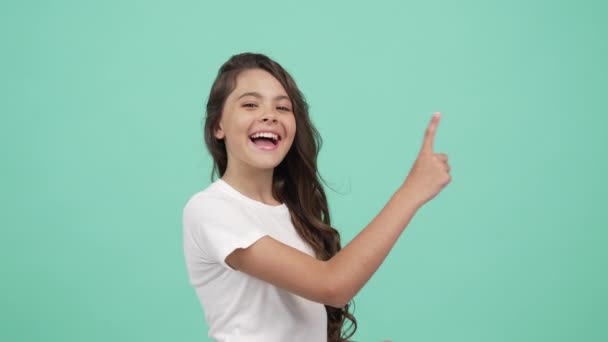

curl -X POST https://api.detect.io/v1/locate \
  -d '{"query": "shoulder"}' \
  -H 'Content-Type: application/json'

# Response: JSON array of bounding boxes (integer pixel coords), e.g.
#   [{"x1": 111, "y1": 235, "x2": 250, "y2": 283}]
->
[
  {"x1": 182, "y1": 182, "x2": 269, "y2": 262},
  {"x1": 183, "y1": 184, "x2": 241, "y2": 224}
]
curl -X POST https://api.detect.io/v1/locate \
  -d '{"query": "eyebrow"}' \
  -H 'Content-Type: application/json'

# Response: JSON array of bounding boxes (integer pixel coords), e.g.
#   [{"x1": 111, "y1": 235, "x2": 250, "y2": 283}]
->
[{"x1": 237, "y1": 91, "x2": 291, "y2": 102}]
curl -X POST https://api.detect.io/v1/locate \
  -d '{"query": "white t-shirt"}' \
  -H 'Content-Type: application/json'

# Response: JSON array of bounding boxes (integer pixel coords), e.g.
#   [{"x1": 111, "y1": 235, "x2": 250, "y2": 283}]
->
[{"x1": 182, "y1": 178, "x2": 327, "y2": 342}]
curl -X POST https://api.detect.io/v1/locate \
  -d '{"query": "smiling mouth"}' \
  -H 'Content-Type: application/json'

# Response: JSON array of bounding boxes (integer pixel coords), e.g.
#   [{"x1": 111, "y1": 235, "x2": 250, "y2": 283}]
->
[
  {"x1": 250, "y1": 136, "x2": 278, "y2": 145},
  {"x1": 249, "y1": 132, "x2": 281, "y2": 147},
  {"x1": 249, "y1": 135, "x2": 280, "y2": 150}
]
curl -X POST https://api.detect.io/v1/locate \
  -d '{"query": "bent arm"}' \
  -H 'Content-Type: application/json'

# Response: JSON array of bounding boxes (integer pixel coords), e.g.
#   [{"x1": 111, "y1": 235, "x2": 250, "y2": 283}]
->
[
  {"x1": 326, "y1": 186, "x2": 421, "y2": 306},
  {"x1": 226, "y1": 186, "x2": 422, "y2": 308}
]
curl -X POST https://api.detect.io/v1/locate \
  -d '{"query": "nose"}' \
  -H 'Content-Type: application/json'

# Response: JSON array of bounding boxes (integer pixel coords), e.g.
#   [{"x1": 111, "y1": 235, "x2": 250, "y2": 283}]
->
[
  {"x1": 262, "y1": 117, "x2": 277, "y2": 123},
  {"x1": 260, "y1": 107, "x2": 278, "y2": 123}
]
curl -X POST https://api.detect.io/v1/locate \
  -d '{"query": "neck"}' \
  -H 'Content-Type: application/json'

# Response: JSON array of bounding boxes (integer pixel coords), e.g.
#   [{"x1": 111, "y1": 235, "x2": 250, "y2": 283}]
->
[{"x1": 221, "y1": 163, "x2": 281, "y2": 206}]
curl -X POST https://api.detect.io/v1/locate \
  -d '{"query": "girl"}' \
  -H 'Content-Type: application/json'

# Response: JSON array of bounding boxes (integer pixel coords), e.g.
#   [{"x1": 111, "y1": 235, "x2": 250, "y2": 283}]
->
[{"x1": 183, "y1": 53, "x2": 451, "y2": 342}]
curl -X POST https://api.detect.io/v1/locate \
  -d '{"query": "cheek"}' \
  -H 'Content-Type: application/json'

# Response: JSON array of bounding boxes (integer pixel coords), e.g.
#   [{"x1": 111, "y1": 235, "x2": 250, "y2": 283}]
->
[
  {"x1": 286, "y1": 120, "x2": 297, "y2": 146},
  {"x1": 222, "y1": 113, "x2": 249, "y2": 138},
  {"x1": 288, "y1": 117, "x2": 297, "y2": 136}
]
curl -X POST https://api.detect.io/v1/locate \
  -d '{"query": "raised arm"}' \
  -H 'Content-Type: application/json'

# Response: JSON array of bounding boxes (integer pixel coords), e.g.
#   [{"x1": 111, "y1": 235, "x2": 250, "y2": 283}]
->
[{"x1": 226, "y1": 112, "x2": 451, "y2": 307}]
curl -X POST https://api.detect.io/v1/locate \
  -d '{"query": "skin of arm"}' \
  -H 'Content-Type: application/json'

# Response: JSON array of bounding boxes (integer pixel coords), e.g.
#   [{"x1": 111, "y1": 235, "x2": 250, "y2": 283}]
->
[{"x1": 225, "y1": 185, "x2": 422, "y2": 308}]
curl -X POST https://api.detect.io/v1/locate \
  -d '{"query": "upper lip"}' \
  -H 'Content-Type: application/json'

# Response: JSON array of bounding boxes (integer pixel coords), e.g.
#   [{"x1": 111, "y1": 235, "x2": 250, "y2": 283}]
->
[{"x1": 249, "y1": 129, "x2": 283, "y2": 141}]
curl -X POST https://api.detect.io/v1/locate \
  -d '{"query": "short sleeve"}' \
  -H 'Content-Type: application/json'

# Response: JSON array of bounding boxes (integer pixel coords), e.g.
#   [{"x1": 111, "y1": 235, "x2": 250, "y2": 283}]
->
[{"x1": 182, "y1": 194, "x2": 268, "y2": 270}]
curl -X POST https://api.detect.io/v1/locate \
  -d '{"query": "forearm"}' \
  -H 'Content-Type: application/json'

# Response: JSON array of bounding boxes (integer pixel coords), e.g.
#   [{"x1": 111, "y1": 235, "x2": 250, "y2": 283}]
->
[{"x1": 326, "y1": 186, "x2": 422, "y2": 307}]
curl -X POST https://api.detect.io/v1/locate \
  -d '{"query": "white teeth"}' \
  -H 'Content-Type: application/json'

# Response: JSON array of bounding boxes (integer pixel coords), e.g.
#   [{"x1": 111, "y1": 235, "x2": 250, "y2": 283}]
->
[{"x1": 250, "y1": 132, "x2": 279, "y2": 141}]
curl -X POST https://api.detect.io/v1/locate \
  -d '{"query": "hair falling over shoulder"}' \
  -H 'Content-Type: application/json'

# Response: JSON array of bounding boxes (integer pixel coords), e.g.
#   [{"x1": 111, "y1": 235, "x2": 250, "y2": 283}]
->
[{"x1": 202, "y1": 52, "x2": 357, "y2": 341}]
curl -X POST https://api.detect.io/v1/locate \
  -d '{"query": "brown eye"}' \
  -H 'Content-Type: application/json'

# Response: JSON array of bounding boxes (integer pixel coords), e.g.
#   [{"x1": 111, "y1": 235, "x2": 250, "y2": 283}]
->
[
  {"x1": 277, "y1": 106, "x2": 291, "y2": 111},
  {"x1": 243, "y1": 103, "x2": 257, "y2": 108}
]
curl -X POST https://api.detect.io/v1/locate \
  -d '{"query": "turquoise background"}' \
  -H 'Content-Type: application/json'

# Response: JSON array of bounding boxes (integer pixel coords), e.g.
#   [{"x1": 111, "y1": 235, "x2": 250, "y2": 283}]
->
[{"x1": 2, "y1": 0, "x2": 607, "y2": 341}]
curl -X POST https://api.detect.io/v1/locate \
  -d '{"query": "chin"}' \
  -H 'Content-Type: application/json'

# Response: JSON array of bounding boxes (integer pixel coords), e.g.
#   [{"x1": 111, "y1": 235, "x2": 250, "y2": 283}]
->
[{"x1": 253, "y1": 159, "x2": 284, "y2": 171}]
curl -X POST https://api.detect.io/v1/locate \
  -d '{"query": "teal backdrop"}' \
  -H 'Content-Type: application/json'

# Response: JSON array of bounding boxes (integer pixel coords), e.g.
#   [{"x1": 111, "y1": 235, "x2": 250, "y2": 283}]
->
[{"x1": 2, "y1": 0, "x2": 606, "y2": 341}]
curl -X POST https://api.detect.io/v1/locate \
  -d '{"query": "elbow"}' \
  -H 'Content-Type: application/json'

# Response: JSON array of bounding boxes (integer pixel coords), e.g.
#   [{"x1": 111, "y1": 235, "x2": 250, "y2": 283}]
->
[
  {"x1": 326, "y1": 282, "x2": 350, "y2": 308},
  {"x1": 323, "y1": 263, "x2": 351, "y2": 308}
]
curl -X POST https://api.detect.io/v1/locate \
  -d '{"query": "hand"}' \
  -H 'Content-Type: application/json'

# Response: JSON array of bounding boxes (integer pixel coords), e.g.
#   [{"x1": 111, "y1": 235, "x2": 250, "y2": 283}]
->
[{"x1": 401, "y1": 112, "x2": 452, "y2": 206}]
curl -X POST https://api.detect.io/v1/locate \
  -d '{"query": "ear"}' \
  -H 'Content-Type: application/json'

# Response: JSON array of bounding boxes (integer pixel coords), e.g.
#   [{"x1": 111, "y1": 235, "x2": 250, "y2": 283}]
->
[{"x1": 214, "y1": 122, "x2": 225, "y2": 139}]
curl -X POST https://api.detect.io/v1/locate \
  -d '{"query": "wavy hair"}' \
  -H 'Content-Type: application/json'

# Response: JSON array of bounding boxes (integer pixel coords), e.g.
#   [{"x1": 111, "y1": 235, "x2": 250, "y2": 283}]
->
[{"x1": 203, "y1": 52, "x2": 357, "y2": 341}]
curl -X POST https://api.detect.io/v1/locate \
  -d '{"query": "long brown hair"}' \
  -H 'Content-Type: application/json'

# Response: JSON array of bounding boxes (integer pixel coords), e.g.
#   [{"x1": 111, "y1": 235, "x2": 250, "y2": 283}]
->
[{"x1": 203, "y1": 52, "x2": 357, "y2": 341}]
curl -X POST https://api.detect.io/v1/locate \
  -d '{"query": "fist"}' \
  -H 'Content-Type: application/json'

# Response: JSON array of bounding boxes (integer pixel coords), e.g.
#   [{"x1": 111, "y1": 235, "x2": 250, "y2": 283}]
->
[{"x1": 402, "y1": 112, "x2": 452, "y2": 206}]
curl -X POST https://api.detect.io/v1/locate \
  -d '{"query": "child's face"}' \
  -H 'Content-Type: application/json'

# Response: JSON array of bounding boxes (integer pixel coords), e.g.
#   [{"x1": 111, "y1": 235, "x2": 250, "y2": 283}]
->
[{"x1": 215, "y1": 68, "x2": 296, "y2": 172}]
